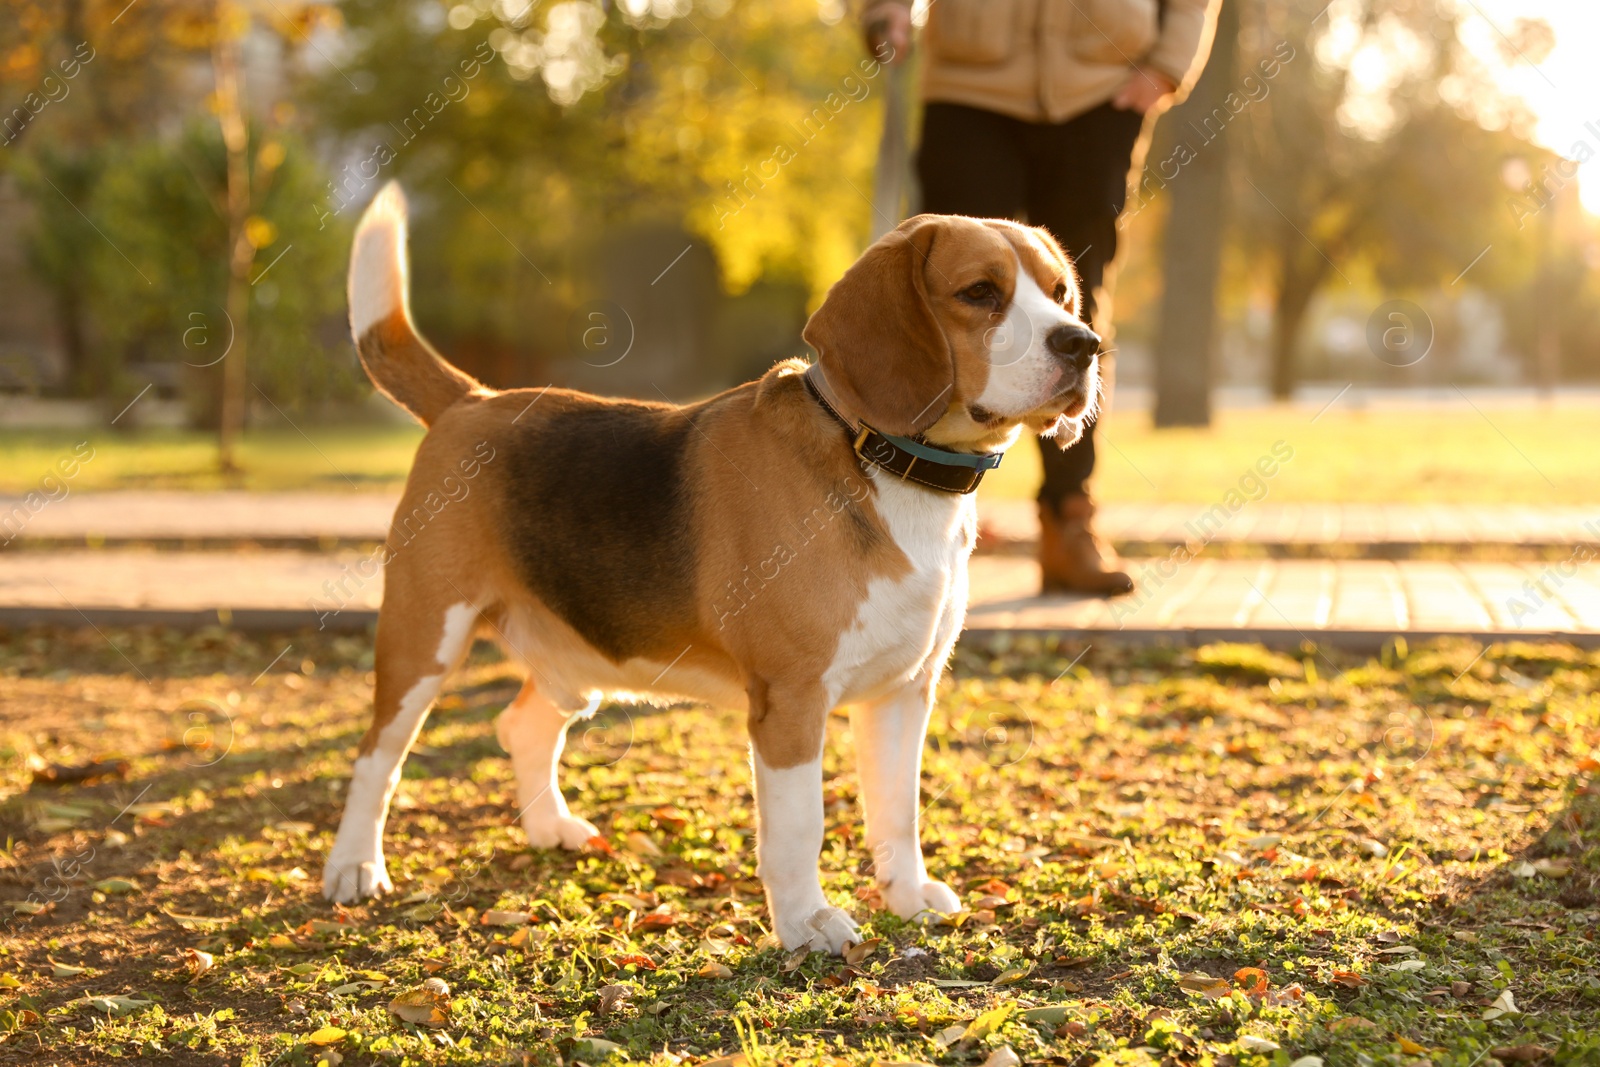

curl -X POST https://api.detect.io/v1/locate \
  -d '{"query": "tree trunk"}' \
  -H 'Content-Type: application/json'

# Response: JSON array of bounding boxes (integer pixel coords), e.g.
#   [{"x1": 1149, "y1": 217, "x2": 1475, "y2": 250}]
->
[
  {"x1": 1151, "y1": 0, "x2": 1238, "y2": 428},
  {"x1": 54, "y1": 285, "x2": 92, "y2": 395},
  {"x1": 213, "y1": 21, "x2": 253, "y2": 473},
  {"x1": 1268, "y1": 247, "x2": 1323, "y2": 400}
]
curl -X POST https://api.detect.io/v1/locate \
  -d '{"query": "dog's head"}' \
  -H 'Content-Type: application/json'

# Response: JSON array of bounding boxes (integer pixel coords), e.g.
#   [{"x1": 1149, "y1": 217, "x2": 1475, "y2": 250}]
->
[{"x1": 802, "y1": 214, "x2": 1099, "y2": 453}]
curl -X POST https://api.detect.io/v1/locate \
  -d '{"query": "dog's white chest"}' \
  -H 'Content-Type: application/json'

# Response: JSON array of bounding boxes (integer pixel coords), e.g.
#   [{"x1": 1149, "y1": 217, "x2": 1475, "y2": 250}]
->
[{"x1": 823, "y1": 473, "x2": 974, "y2": 706}]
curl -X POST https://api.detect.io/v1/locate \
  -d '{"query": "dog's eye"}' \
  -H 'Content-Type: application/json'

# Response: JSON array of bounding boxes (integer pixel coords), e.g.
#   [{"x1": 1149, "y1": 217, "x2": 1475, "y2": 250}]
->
[
  {"x1": 959, "y1": 282, "x2": 999, "y2": 305},
  {"x1": 1053, "y1": 282, "x2": 1069, "y2": 304}
]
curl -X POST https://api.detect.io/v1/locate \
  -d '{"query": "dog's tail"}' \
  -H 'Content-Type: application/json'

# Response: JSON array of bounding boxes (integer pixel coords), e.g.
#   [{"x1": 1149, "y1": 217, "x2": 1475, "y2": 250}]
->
[{"x1": 347, "y1": 183, "x2": 486, "y2": 426}]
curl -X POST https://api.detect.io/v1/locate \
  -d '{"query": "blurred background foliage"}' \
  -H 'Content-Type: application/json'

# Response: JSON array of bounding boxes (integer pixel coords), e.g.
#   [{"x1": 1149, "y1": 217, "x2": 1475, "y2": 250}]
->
[{"x1": 0, "y1": 0, "x2": 1596, "y2": 434}]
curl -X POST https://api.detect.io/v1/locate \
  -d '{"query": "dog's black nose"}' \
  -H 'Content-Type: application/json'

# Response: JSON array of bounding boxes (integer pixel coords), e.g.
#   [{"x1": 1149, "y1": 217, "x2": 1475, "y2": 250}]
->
[{"x1": 1047, "y1": 324, "x2": 1100, "y2": 370}]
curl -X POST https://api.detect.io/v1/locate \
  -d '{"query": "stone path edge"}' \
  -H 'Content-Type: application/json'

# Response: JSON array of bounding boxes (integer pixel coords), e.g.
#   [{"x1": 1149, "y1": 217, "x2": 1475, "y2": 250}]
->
[{"x1": 5, "y1": 603, "x2": 1594, "y2": 653}]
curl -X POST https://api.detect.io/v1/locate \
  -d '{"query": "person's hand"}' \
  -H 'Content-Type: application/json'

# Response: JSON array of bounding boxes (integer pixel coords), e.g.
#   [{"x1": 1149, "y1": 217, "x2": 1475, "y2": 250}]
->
[
  {"x1": 1112, "y1": 66, "x2": 1178, "y2": 114},
  {"x1": 863, "y1": 3, "x2": 911, "y2": 64}
]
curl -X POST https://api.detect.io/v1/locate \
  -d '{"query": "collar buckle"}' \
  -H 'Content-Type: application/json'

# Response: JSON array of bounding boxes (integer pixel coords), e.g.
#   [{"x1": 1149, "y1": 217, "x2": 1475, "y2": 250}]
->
[{"x1": 804, "y1": 364, "x2": 1000, "y2": 496}]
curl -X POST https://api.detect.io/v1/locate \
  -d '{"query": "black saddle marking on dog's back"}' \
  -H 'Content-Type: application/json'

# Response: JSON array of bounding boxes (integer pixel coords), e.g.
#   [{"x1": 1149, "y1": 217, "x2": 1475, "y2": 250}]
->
[{"x1": 500, "y1": 399, "x2": 699, "y2": 662}]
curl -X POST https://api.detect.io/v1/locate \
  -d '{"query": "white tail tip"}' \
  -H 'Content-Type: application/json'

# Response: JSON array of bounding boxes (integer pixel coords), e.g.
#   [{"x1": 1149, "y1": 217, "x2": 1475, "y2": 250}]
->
[{"x1": 348, "y1": 182, "x2": 410, "y2": 339}]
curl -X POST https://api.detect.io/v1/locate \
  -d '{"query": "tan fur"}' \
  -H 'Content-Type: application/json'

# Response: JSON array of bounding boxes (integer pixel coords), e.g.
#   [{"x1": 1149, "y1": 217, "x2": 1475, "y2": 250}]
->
[
  {"x1": 357, "y1": 309, "x2": 487, "y2": 427},
  {"x1": 359, "y1": 361, "x2": 914, "y2": 767}
]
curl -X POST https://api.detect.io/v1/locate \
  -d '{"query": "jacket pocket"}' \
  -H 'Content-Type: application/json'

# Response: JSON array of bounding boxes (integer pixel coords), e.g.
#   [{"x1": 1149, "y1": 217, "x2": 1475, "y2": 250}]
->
[
  {"x1": 1068, "y1": 0, "x2": 1160, "y2": 66},
  {"x1": 930, "y1": 0, "x2": 1022, "y2": 65}
]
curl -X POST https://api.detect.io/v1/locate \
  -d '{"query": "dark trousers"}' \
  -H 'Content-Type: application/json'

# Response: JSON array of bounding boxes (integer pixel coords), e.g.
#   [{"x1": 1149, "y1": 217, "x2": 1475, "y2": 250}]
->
[{"x1": 916, "y1": 101, "x2": 1146, "y2": 507}]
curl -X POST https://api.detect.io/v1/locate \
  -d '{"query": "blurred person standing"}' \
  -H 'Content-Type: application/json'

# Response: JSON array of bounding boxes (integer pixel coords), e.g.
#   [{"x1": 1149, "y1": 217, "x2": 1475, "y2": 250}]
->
[{"x1": 861, "y1": 0, "x2": 1222, "y2": 595}]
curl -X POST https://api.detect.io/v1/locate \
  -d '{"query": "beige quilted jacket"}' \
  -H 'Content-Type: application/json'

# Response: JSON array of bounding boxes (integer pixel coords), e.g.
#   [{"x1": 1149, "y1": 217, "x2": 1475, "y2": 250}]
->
[{"x1": 865, "y1": 0, "x2": 1222, "y2": 123}]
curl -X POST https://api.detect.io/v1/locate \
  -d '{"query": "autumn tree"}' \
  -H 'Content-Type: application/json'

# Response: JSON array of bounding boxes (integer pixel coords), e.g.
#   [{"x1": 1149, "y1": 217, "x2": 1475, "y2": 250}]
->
[{"x1": 1234, "y1": 0, "x2": 1543, "y2": 397}]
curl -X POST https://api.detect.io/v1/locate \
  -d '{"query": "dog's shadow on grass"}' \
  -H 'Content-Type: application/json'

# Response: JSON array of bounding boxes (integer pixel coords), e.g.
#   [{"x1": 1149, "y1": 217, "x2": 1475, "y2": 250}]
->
[{"x1": 2, "y1": 640, "x2": 654, "y2": 932}]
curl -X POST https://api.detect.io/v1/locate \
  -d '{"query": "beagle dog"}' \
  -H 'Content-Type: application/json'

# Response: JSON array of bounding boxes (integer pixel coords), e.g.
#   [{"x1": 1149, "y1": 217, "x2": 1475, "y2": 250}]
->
[{"x1": 324, "y1": 183, "x2": 1100, "y2": 953}]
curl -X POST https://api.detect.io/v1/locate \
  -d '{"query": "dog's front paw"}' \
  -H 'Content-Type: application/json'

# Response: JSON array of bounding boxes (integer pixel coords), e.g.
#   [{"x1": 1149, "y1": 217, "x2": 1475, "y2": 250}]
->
[
  {"x1": 322, "y1": 849, "x2": 392, "y2": 903},
  {"x1": 775, "y1": 905, "x2": 862, "y2": 954},
  {"x1": 882, "y1": 878, "x2": 960, "y2": 922},
  {"x1": 523, "y1": 814, "x2": 600, "y2": 851}
]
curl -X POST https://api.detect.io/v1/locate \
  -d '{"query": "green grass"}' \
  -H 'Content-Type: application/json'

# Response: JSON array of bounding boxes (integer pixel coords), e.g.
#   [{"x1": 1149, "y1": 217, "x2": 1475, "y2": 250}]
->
[
  {"x1": 1, "y1": 628, "x2": 1597, "y2": 1064},
  {"x1": 5, "y1": 401, "x2": 1597, "y2": 504},
  {"x1": 0, "y1": 426, "x2": 425, "y2": 494},
  {"x1": 979, "y1": 403, "x2": 1600, "y2": 506}
]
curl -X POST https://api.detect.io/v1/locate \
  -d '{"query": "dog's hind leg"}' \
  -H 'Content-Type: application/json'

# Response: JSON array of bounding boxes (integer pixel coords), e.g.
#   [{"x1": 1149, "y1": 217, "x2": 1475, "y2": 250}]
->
[
  {"x1": 323, "y1": 598, "x2": 479, "y2": 903},
  {"x1": 496, "y1": 682, "x2": 601, "y2": 850}
]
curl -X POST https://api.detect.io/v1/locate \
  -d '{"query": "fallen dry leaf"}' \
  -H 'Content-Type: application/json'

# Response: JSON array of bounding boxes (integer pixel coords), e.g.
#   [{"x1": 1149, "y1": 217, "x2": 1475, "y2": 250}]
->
[
  {"x1": 1234, "y1": 967, "x2": 1269, "y2": 996},
  {"x1": 623, "y1": 831, "x2": 665, "y2": 857},
  {"x1": 981, "y1": 1047, "x2": 1021, "y2": 1067},
  {"x1": 181, "y1": 948, "x2": 214, "y2": 984},
  {"x1": 1329, "y1": 1016, "x2": 1379, "y2": 1032},
  {"x1": 31, "y1": 759, "x2": 130, "y2": 787},
  {"x1": 843, "y1": 938, "x2": 883, "y2": 966},
  {"x1": 1178, "y1": 972, "x2": 1230, "y2": 997},
  {"x1": 1483, "y1": 989, "x2": 1519, "y2": 1020},
  {"x1": 388, "y1": 984, "x2": 451, "y2": 1027},
  {"x1": 597, "y1": 983, "x2": 630, "y2": 1015},
  {"x1": 1238, "y1": 1035, "x2": 1280, "y2": 1052},
  {"x1": 480, "y1": 909, "x2": 533, "y2": 927}
]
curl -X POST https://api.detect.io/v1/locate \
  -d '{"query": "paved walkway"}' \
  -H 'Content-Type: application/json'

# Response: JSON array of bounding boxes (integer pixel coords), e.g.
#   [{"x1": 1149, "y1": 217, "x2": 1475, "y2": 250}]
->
[
  {"x1": 5, "y1": 492, "x2": 1597, "y2": 554},
  {"x1": 981, "y1": 501, "x2": 1600, "y2": 554},
  {"x1": 4, "y1": 548, "x2": 1595, "y2": 649},
  {"x1": 5, "y1": 492, "x2": 1597, "y2": 646}
]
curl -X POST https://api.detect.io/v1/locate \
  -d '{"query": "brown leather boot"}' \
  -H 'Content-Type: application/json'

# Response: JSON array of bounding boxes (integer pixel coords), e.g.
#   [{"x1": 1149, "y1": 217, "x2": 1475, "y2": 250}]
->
[{"x1": 1038, "y1": 493, "x2": 1134, "y2": 597}]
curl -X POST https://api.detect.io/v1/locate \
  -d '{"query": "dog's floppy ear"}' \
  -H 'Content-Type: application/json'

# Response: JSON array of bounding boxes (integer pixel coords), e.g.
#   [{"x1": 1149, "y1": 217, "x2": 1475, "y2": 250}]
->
[{"x1": 802, "y1": 216, "x2": 952, "y2": 436}]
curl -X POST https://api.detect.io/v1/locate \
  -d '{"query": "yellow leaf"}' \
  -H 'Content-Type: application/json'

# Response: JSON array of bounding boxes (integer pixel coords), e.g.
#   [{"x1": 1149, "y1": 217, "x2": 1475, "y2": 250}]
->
[
  {"x1": 698, "y1": 961, "x2": 734, "y2": 979},
  {"x1": 962, "y1": 1001, "x2": 1015, "y2": 1040},
  {"x1": 1178, "y1": 972, "x2": 1230, "y2": 996},
  {"x1": 992, "y1": 964, "x2": 1033, "y2": 986},
  {"x1": 304, "y1": 1026, "x2": 347, "y2": 1046},
  {"x1": 1398, "y1": 1037, "x2": 1427, "y2": 1054}
]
